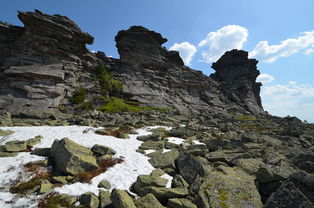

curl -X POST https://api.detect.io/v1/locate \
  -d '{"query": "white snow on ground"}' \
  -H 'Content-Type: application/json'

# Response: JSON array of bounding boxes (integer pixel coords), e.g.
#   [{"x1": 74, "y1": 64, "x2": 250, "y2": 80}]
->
[
  {"x1": 0, "y1": 125, "x2": 170, "y2": 207},
  {"x1": 166, "y1": 137, "x2": 185, "y2": 144},
  {"x1": 161, "y1": 174, "x2": 173, "y2": 188}
]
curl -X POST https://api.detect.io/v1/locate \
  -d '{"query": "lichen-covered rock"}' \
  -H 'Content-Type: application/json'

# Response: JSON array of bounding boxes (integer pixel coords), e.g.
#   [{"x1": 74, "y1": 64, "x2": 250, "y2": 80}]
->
[
  {"x1": 0, "y1": 129, "x2": 14, "y2": 136},
  {"x1": 196, "y1": 165, "x2": 263, "y2": 208},
  {"x1": 176, "y1": 153, "x2": 212, "y2": 184},
  {"x1": 148, "y1": 149, "x2": 179, "y2": 169},
  {"x1": 139, "y1": 140, "x2": 165, "y2": 150},
  {"x1": 4, "y1": 140, "x2": 27, "y2": 152},
  {"x1": 26, "y1": 135, "x2": 43, "y2": 147},
  {"x1": 39, "y1": 180, "x2": 53, "y2": 194},
  {"x1": 264, "y1": 181, "x2": 313, "y2": 208},
  {"x1": 79, "y1": 192, "x2": 99, "y2": 208},
  {"x1": 98, "y1": 179, "x2": 111, "y2": 189},
  {"x1": 138, "y1": 187, "x2": 188, "y2": 204},
  {"x1": 135, "y1": 193, "x2": 164, "y2": 208},
  {"x1": 168, "y1": 198, "x2": 197, "y2": 208},
  {"x1": 99, "y1": 190, "x2": 112, "y2": 208},
  {"x1": 133, "y1": 174, "x2": 168, "y2": 193},
  {"x1": 0, "y1": 151, "x2": 17, "y2": 157},
  {"x1": 110, "y1": 189, "x2": 137, "y2": 208},
  {"x1": 49, "y1": 138, "x2": 98, "y2": 175},
  {"x1": 91, "y1": 144, "x2": 116, "y2": 156},
  {"x1": 171, "y1": 174, "x2": 189, "y2": 188}
]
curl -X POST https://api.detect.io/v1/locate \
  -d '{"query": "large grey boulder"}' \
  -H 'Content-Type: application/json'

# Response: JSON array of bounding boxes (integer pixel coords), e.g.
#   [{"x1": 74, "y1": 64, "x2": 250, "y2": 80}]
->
[
  {"x1": 264, "y1": 181, "x2": 313, "y2": 208},
  {"x1": 196, "y1": 165, "x2": 263, "y2": 208},
  {"x1": 148, "y1": 149, "x2": 179, "y2": 169},
  {"x1": 79, "y1": 192, "x2": 99, "y2": 208},
  {"x1": 110, "y1": 189, "x2": 137, "y2": 208},
  {"x1": 49, "y1": 138, "x2": 98, "y2": 175},
  {"x1": 135, "y1": 193, "x2": 164, "y2": 208}
]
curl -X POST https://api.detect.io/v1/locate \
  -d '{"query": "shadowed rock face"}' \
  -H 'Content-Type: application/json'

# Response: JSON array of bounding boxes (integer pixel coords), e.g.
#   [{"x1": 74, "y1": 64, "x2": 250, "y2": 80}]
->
[
  {"x1": 211, "y1": 49, "x2": 264, "y2": 115},
  {"x1": 0, "y1": 10, "x2": 98, "y2": 119}
]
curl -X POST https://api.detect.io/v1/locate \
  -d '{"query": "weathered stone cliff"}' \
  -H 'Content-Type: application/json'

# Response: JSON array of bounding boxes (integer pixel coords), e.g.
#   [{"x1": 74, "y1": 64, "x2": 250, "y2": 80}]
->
[
  {"x1": 0, "y1": 10, "x2": 264, "y2": 121},
  {"x1": 112, "y1": 26, "x2": 264, "y2": 116},
  {"x1": 0, "y1": 10, "x2": 100, "y2": 119}
]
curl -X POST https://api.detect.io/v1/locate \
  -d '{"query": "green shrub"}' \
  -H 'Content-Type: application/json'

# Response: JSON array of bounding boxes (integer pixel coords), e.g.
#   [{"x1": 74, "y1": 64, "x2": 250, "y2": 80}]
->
[
  {"x1": 95, "y1": 66, "x2": 122, "y2": 96},
  {"x1": 98, "y1": 97, "x2": 168, "y2": 113},
  {"x1": 69, "y1": 86, "x2": 87, "y2": 104}
]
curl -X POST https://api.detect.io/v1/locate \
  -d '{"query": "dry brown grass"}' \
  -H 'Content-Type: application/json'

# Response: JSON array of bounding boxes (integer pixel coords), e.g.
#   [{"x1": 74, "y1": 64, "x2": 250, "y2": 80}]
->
[
  {"x1": 74, "y1": 158, "x2": 123, "y2": 183},
  {"x1": 24, "y1": 161, "x2": 52, "y2": 180}
]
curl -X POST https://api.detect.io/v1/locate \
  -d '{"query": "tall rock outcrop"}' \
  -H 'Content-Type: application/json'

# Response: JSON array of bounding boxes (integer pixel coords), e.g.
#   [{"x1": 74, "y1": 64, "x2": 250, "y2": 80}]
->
[
  {"x1": 211, "y1": 49, "x2": 264, "y2": 115},
  {"x1": 0, "y1": 10, "x2": 99, "y2": 119},
  {"x1": 113, "y1": 26, "x2": 264, "y2": 116}
]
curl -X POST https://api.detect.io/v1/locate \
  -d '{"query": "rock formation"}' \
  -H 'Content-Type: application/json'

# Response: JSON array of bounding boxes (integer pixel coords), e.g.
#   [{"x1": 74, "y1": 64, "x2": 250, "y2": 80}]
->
[
  {"x1": 113, "y1": 26, "x2": 264, "y2": 116},
  {"x1": 0, "y1": 10, "x2": 99, "y2": 119},
  {"x1": 1, "y1": 11, "x2": 265, "y2": 122}
]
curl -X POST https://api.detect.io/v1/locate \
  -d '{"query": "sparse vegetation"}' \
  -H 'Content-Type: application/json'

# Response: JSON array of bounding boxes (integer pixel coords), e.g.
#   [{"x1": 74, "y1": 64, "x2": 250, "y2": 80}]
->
[
  {"x1": 74, "y1": 158, "x2": 123, "y2": 183},
  {"x1": 95, "y1": 65, "x2": 123, "y2": 96},
  {"x1": 98, "y1": 97, "x2": 167, "y2": 113},
  {"x1": 69, "y1": 86, "x2": 87, "y2": 104}
]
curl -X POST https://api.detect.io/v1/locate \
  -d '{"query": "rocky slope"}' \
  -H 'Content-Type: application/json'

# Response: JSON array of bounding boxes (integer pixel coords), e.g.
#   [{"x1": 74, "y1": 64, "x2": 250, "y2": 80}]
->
[{"x1": 0, "y1": 10, "x2": 314, "y2": 208}]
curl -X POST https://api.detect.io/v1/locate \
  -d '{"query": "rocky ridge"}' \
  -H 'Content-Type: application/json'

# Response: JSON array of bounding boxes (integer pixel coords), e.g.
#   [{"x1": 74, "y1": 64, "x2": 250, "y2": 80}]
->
[{"x1": 1, "y1": 10, "x2": 265, "y2": 125}]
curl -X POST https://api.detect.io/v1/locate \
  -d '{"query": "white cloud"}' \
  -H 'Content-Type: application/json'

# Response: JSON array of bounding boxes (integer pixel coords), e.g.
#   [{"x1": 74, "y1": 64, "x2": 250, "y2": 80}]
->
[
  {"x1": 249, "y1": 31, "x2": 314, "y2": 63},
  {"x1": 305, "y1": 48, "x2": 314, "y2": 55},
  {"x1": 198, "y1": 25, "x2": 248, "y2": 63},
  {"x1": 170, "y1": 42, "x2": 196, "y2": 65},
  {"x1": 261, "y1": 81, "x2": 314, "y2": 122},
  {"x1": 256, "y1": 73, "x2": 275, "y2": 84}
]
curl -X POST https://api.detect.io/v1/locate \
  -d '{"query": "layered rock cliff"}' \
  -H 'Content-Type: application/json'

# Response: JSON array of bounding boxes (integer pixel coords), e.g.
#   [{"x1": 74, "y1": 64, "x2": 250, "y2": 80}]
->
[
  {"x1": 0, "y1": 10, "x2": 264, "y2": 121},
  {"x1": 0, "y1": 10, "x2": 99, "y2": 119}
]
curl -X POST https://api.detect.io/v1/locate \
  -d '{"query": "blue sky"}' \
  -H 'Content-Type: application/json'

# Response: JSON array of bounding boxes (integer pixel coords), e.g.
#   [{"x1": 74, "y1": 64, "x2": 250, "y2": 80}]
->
[{"x1": 2, "y1": 0, "x2": 314, "y2": 122}]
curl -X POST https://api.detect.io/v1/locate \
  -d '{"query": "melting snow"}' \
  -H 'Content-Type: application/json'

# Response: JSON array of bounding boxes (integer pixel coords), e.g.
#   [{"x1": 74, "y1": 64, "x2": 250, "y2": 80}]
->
[{"x1": 0, "y1": 125, "x2": 171, "y2": 207}]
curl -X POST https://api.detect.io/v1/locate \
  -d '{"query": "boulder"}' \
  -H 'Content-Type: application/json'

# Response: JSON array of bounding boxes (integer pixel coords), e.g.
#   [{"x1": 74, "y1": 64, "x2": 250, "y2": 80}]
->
[
  {"x1": 196, "y1": 166, "x2": 263, "y2": 208},
  {"x1": 148, "y1": 149, "x2": 179, "y2": 169},
  {"x1": 176, "y1": 153, "x2": 212, "y2": 184},
  {"x1": 0, "y1": 129, "x2": 14, "y2": 136},
  {"x1": 49, "y1": 138, "x2": 98, "y2": 175},
  {"x1": 171, "y1": 174, "x2": 189, "y2": 188},
  {"x1": 38, "y1": 180, "x2": 53, "y2": 194},
  {"x1": 26, "y1": 135, "x2": 43, "y2": 147},
  {"x1": 138, "y1": 187, "x2": 188, "y2": 204},
  {"x1": 133, "y1": 175, "x2": 168, "y2": 193},
  {"x1": 167, "y1": 198, "x2": 197, "y2": 208},
  {"x1": 31, "y1": 148, "x2": 50, "y2": 156},
  {"x1": 139, "y1": 141, "x2": 165, "y2": 150},
  {"x1": 4, "y1": 140, "x2": 27, "y2": 152},
  {"x1": 99, "y1": 190, "x2": 112, "y2": 208},
  {"x1": 135, "y1": 193, "x2": 164, "y2": 208},
  {"x1": 79, "y1": 192, "x2": 99, "y2": 208},
  {"x1": 0, "y1": 151, "x2": 17, "y2": 157},
  {"x1": 264, "y1": 181, "x2": 313, "y2": 208},
  {"x1": 98, "y1": 179, "x2": 111, "y2": 189},
  {"x1": 91, "y1": 144, "x2": 116, "y2": 156},
  {"x1": 110, "y1": 189, "x2": 137, "y2": 208}
]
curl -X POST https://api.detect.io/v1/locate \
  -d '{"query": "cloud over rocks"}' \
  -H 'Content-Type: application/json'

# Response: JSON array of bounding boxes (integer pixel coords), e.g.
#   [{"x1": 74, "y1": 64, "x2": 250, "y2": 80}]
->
[
  {"x1": 198, "y1": 25, "x2": 248, "y2": 63},
  {"x1": 249, "y1": 31, "x2": 314, "y2": 63},
  {"x1": 170, "y1": 42, "x2": 196, "y2": 65},
  {"x1": 261, "y1": 81, "x2": 314, "y2": 122},
  {"x1": 257, "y1": 73, "x2": 275, "y2": 84}
]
